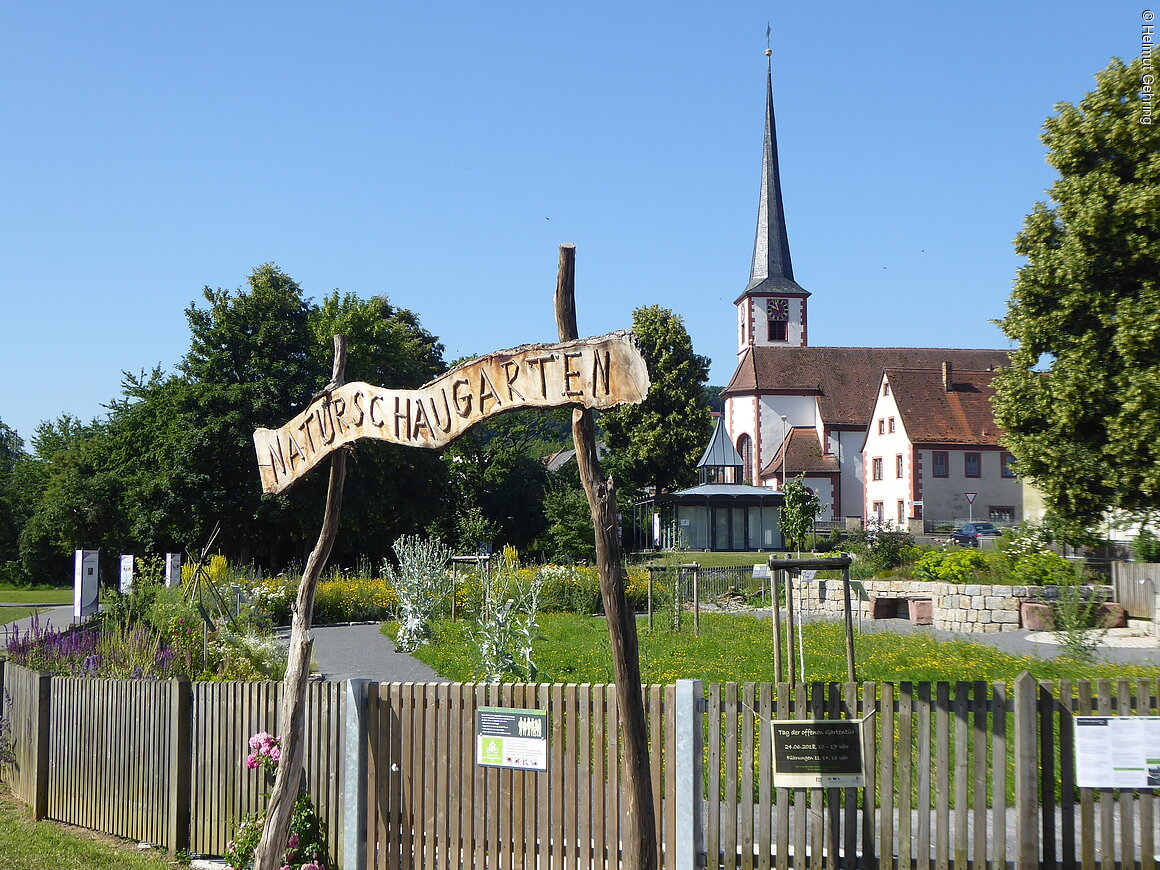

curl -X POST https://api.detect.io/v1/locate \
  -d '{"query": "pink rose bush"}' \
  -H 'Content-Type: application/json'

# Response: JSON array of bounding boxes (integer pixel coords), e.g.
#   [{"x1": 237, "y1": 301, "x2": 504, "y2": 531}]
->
[{"x1": 225, "y1": 732, "x2": 328, "y2": 870}]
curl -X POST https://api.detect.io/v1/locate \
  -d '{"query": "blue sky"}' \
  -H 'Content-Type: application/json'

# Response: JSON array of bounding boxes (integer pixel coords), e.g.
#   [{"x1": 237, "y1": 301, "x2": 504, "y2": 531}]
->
[{"x1": 0, "y1": 2, "x2": 1144, "y2": 447}]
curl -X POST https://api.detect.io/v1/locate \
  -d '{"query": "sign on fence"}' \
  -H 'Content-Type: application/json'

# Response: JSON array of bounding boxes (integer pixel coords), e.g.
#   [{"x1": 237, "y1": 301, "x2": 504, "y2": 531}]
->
[
  {"x1": 476, "y1": 706, "x2": 548, "y2": 772},
  {"x1": 1075, "y1": 715, "x2": 1160, "y2": 787},
  {"x1": 770, "y1": 718, "x2": 866, "y2": 788}
]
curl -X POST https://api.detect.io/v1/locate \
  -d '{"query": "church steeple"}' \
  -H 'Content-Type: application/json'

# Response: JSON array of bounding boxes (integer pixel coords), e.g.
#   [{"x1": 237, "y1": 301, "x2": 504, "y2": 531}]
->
[
  {"x1": 735, "y1": 49, "x2": 809, "y2": 354},
  {"x1": 744, "y1": 50, "x2": 807, "y2": 297}
]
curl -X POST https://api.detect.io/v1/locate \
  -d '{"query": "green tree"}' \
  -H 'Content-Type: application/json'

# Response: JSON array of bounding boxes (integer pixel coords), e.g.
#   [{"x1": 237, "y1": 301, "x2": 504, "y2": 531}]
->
[
  {"x1": 0, "y1": 420, "x2": 27, "y2": 581},
  {"x1": 779, "y1": 475, "x2": 820, "y2": 553},
  {"x1": 603, "y1": 306, "x2": 711, "y2": 495},
  {"x1": 992, "y1": 57, "x2": 1160, "y2": 540}
]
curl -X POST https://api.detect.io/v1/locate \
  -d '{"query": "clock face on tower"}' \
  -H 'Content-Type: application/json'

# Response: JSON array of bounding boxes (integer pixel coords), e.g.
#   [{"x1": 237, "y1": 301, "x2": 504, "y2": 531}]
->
[{"x1": 767, "y1": 298, "x2": 788, "y2": 320}]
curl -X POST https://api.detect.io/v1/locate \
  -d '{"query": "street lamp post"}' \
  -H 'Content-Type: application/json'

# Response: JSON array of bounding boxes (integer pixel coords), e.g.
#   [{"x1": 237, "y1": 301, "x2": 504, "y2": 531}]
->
[{"x1": 780, "y1": 414, "x2": 788, "y2": 489}]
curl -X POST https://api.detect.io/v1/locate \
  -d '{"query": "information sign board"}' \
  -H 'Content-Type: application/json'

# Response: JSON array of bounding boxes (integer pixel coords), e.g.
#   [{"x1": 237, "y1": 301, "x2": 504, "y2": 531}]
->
[
  {"x1": 476, "y1": 706, "x2": 548, "y2": 772},
  {"x1": 771, "y1": 718, "x2": 865, "y2": 788},
  {"x1": 1075, "y1": 716, "x2": 1160, "y2": 788}
]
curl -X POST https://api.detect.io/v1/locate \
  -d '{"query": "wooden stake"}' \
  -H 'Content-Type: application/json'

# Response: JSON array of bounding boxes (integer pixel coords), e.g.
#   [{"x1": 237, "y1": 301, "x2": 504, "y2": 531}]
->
[
  {"x1": 554, "y1": 243, "x2": 658, "y2": 870},
  {"x1": 253, "y1": 335, "x2": 349, "y2": 870}
]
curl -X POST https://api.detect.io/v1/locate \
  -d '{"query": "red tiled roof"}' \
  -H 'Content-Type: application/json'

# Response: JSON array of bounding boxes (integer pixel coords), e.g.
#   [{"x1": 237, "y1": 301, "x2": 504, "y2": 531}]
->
[
  {"x1": 723, "y1": 346, "x2": 1011, "y2": 427},
  {"x1": 759, "y1": 426, "x2": 841, "y2": 479},
  {"x1": 886, "y1": 368, "x2": 1004, "y2": 445}
]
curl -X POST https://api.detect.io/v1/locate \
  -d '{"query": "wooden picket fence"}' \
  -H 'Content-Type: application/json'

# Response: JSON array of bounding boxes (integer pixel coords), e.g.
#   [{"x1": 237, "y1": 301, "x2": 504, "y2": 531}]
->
[
  {"x1": 0, "y1": 661, "x2": 346, "y2": 866},
  {"x1": 3, "y1": 658, "x2": 1159, "y2": 870},
  {"x1": 366, "y1": 682, "x2": 676, "y2": 870}
]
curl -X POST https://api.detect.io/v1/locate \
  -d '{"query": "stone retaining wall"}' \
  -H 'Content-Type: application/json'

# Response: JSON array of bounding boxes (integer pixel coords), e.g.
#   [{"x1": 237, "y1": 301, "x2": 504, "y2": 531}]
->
[{"x1": 798, "y1": 578, "x2": 1114, "y2": 633}]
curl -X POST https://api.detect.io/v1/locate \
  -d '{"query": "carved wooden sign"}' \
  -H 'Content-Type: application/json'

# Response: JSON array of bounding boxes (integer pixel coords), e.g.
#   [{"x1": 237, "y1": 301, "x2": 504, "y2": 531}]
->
[{"x1": 254, "y1": 330, "x2": 649, "y2": 494}]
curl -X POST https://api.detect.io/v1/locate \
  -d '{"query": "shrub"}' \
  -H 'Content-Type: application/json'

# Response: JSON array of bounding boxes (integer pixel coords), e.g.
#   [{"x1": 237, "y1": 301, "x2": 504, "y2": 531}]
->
[
  {"x1": 209, "y1": 627, "x2": 289, "y2": 681},
  {"x1": 845, "y1": 519, "x2": 915, "y2": 571},
  {"x1": 388, "y1": 534, "x2": 453, "y2": 652},
  {"x1": 913, "y1": 549, "x2": 988, "y2": 584},
  {"x1": 536, "y1": 564, "x2": 600, "y2": 614},
  {"x1": 248, "y1": 575, "x2": 296, "y2": 626},
  {"x1": 314, "y1": 575, "x2": 399, "y2": 623},
  {"x1": 1008, "y1": 551, "x2": 1080, "y2": 586},
  {"x1": 1133, "y1": 528, "x2": 1160, "y2": 562}
]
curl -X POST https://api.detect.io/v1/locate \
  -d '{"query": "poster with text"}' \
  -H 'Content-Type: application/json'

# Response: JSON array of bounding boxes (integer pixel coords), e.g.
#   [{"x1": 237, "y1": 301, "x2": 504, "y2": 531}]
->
[
  {"x1": 1074, "y1": 716, "x2": 1160, "y2": 788},
  {"x1": 476, "y1": 706, "x2": 548, "y2": 772},
  {"x1": 771, "y1": 719, "x2": 865, "y2": 788}
]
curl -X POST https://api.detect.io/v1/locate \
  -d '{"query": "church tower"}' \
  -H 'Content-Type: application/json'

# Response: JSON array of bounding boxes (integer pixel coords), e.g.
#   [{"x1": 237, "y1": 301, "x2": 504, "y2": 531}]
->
[{"x1": 735, "y1": 49, "x2": 809, "y2": 356}]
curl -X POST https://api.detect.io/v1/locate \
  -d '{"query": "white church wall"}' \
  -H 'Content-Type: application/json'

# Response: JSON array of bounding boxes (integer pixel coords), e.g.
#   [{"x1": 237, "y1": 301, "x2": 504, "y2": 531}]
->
[
  {"x1": 801, "y1": 478, "x2": 835, "y2": 523},
  {"x1": 725, "y1": 394, "x2": 761, "y2": 483},
  {"x1": 758, "y1": 394, "x2": 816, "y2": 462},
  {"x1": 831, "y1": 429, "x2": 866, "y2": 520}
]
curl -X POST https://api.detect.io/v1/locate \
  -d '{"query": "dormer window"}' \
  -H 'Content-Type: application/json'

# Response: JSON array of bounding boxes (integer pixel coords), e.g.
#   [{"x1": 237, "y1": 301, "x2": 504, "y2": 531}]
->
[{"x1": 767, "y1": 298, "x2": 788, "y2": 342}]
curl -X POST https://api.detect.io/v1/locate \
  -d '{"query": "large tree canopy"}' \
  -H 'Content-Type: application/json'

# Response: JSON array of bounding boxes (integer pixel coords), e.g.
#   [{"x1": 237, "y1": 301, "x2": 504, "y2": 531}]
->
[
  {"x1": 992, "y1": 57, "x2": 1160, "y2": 539},
  {"x1": 12, "y1": 264, "x2": 453, "y2": 582},
  {"x1": 603, "y1": 305, "x2": 711, "y2": 495}
]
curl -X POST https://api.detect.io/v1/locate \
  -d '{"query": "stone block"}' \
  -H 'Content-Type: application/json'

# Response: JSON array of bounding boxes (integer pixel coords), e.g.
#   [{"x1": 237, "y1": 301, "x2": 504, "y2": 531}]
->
[
  {"x1": 909, "y1": 599, "x2": 933, "y2": 625},
  {"x1": 964, "y1": 585, "x2": 981, "y2": 596},
  {"x1": 985, "y1": 596, "x2": 1004, "y2": 610},
  {"x1": 1020, "y1": 602, "x2": 1054, "y2": 631},
  {"x1": 1097, "y1": 602, "x2": 1127, "y2": 629},
  {"x1": 994, "y1": 609, "x2": 1020, "y2": 624},
  {"x1": 978, "y1": 610, "x2": 992, "y2": 623}
]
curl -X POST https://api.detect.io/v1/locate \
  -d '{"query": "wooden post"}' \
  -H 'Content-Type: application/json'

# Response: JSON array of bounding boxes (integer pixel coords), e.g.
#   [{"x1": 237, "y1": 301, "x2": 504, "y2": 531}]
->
[
  {"x1": 842, "y1": 564, "x2": 856, "y2": 683},
  {"x1": 785, "y1": 569, "x2": 797, "y2": 686},
  {"x1": 769, "y1": 563, "x2": 783, "y2": 684},
  {"x1": 1014, "y1": 670, "x2": 1039, "y2": 870},
  {"x1": 254, "y1": 336, "x2": 350, "y2": 870},
  {"x1": 554, "y1": 243, "x2": 657, "y2": 870},
  {"x1": 692, "y1": 562, "x2": 700, "y2": 635}
]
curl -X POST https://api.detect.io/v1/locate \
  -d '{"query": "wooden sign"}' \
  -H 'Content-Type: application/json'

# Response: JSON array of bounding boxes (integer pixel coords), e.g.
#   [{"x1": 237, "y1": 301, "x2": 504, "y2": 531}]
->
[{"x1": 254, "y1": 330, "x2": 649, "y2": 494}]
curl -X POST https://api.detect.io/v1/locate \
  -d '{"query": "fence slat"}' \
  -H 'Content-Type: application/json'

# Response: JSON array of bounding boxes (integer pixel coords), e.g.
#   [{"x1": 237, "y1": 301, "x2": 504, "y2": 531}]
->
[
  {"x1": 917, "y1": 682, "x2": 932, "y2": 870},
  {"x1": 880, "y1": 682, "x2": 895, "y2": 870},
  {"x1": 1120, "y1": 678, "x2": 1137, "y2": 870},
  {"x1": 971, "y1": 681, "x2": 987, "y2": 870},
  {"x1": 935, "y1": 682, "x2": 950, "y2": 870},
  {"x1": 898, "y1": 682, "x2": 913, "y2": 870},
  {"x1": 741, "y1": 682, "x2": 755, "y2": 870},
  {"x1": 725, "y1": 682, "x2": 739, "y2": 870},
  {"x1": 1099, "y1": 679, "x2": 1115, "y2": 869},
  {"x1": 774, "y1": 683, "x2": 790, "y2": 870},
  {"x1": 953, "y1": 681, "x2": 968, "y2": 870},
  {"x1": 1140, "y1": 678, "x2": 1157, "y2": 870},
  {"x1": 757, "y1": 683, "x2": 772, "y2": 870}
]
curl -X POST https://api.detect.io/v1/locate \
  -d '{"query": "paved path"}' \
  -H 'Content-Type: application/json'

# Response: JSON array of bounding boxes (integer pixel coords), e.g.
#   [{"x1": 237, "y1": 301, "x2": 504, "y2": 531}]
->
[{"x1": 306, "y1": 622, "x2": 447, "y2": 683}]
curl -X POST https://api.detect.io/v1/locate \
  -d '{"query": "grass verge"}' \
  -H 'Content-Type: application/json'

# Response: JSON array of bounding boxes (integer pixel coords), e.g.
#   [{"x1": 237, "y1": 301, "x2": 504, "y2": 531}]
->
[
  {"x1": 0, "y1": 788, "x2": 180, "y2": 870},
  {"x1": 0, "y1": 586, "x2": 73, "y2": 605},
  {"x1": 395, "y1": 612, "x2": 1160, "y2": 685},
  {"x1": 0, "y1": 607, "x2": 41, "y2": 626}
]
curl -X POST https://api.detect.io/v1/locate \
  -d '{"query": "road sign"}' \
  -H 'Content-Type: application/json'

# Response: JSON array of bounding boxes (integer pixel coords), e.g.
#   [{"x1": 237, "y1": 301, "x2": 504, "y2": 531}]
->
[{"x1": 964, "y1": 492, "x2": 977, "y2": 504}]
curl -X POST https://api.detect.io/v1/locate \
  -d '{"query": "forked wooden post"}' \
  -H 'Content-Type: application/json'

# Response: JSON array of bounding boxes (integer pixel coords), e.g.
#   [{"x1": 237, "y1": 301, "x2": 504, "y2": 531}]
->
[
  {"x1": 554, "y1": 243, "x2": 658, "y2": 870},
  {"x1": 253, "y1": 335, "x2": 349, "y2": 870}
]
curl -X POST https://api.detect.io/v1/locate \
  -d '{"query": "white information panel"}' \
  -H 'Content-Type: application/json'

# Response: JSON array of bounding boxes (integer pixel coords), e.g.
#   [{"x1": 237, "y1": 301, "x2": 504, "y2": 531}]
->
[
  {"x1": 1075, "y1": 716, "x2": 1160, "y2": 788},
  {"x1": 165, "y1": 552, "x2": 182, "y2": 588},
  {"x1": 73, "y1": 549, "x2": 100, "y2": 620},
  {"x1": 120, "y1": 555, "x2": 134, "y2": 594}
]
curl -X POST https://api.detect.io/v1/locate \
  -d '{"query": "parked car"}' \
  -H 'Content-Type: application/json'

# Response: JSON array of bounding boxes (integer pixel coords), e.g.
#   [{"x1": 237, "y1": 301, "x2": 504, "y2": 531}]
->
[{"x1": 950, "y1": 522, "x2": 1002, "y2": 547}]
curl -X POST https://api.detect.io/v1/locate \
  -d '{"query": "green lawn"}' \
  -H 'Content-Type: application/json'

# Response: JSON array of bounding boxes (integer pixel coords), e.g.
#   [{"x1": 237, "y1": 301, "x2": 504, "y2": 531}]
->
[
  {"x1": 0, "y1": 607, "x2": 42, "y2": 626},
  {"x1": 0, "y1": 789, "x2": 178, "y2": 870},
  {"x1": 397, "y1": 612, "x2": 1160, "y2": 685},
  {"x1": 0, "y1": 586, "x2": 73, "y2": 605}
]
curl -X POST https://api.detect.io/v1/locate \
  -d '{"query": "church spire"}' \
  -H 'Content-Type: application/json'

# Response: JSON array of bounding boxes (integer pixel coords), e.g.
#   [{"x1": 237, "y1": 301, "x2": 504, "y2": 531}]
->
[{"x1": 742, "y1": 50, "x2": 808, "y2": 297}]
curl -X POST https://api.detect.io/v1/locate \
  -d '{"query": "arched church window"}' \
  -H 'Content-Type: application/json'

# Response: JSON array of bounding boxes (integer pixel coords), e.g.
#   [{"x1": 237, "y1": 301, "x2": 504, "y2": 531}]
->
[{"x1": 737, "y1": 434, "x2": 753, "y2": 484}]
